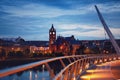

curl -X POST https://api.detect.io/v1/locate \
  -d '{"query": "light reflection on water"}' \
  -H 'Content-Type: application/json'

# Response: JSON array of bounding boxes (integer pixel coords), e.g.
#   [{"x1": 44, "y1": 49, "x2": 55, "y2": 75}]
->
[{"x1": 0, "y1": 70, "x2": 50, "y2": 80}]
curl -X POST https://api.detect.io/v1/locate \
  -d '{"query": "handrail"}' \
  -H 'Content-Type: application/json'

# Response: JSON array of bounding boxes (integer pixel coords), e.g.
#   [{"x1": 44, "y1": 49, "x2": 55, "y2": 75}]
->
[
  {"x1": 54, "y1": 54, "x2": 120, "y2": 80},
  {"x1": 0, "y1": 55, "x2": 87, "y2": 78},
  {"x1": 0, "y1": 54, "x2": 119, "y2": 80},
  {"x1": 54, "y1": 59, "x2": 83, "y2": 80}
]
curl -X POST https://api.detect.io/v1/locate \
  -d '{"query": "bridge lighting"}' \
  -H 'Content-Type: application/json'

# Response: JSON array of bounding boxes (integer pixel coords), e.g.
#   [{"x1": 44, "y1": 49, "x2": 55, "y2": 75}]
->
[
  {"x1": 72, "y1": 77, "x2": 76, "y2": 80},
  {"x1": 106, "y1": 51, "x2": 109, "y2": 54},
  {"x1": 109, "y1": 58, "x2": 111, "y2": 61},
  {"x1": 81, "y1": 70, "x2": 112, "y2": 79},
  {"x1": 100, "y1": 59, "x2": 102, "y2": 63},
  {"x1": 104, "y1": 59, "x2": 107, "y2": 62},
  {"x1": 85, "y1": 63, "x2": 89, "y2": 69},
  {"x1": 118, "y1": 57, "x2": 120, "y2": 60},
  {"x1": 94, "y1": 60, "x2": 98, "y2": 64},
  {"x1": 114, "y1": 57, "x2": 116, "y2": 60},
  {"x1": 80, "y1": 75, "x2": 91, "y2": 80},
  {"x1": 79, "y1": 68, "x2": 82, "y2": 74}
]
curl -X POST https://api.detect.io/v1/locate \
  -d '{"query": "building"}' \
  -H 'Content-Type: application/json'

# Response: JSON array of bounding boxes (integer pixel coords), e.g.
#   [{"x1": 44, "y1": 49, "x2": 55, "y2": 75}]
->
[
  {"x1": 0, "y1": 37, "x2": 50, "y2": 57},
  {"x1": 25, "y1": 41, "x2": 49, "y2": 54},
  {"x1": 0, "y1": 37, "x2": 29, "y2": 58},
  {"x1": 49, "y1": 24, "x2": 56, "y2": 52},
  {"x1": 54, "y1": 35, "x2": 81, "y2": 55},
  {"x1": 48, "y1": 25, "x2": 81, "y2": 55}
]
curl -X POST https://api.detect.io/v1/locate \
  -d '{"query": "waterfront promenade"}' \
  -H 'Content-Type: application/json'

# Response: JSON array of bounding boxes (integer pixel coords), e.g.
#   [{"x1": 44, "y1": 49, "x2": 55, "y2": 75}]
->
[{"x1": 80, "y1": 60, "x2": 120, "y2": 80}]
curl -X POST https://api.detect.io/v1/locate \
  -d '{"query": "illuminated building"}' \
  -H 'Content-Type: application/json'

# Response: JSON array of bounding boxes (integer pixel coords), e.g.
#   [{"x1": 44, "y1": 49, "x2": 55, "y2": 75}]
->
[
  {"x1": 49, "y1": 24, "x2": 56, "y2": 46},
  {"x1": 48, "y1": 25, "x2": 81, "y2": 55},
  {"x1": 54, "y1": 35, "x2": 80, "y2": 55}
]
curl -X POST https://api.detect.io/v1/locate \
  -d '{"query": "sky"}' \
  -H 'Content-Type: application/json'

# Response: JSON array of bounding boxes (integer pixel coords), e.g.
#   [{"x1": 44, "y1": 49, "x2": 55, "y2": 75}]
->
[{"x1": 0, "y1": 0, "x2": 120, "y2": 41}]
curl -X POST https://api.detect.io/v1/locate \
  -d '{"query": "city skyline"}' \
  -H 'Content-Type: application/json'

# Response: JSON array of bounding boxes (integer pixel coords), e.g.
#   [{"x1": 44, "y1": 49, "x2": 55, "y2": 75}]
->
[{"x1": 0, "y1": 0, "x2": 120, "y2": 40}]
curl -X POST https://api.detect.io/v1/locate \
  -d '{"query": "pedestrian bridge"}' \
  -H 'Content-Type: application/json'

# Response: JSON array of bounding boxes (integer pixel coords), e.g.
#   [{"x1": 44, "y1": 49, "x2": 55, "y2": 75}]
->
[
  {"x1": 0, "y1": 54, "x2": 120, "y2": 80},
  {"x1": 0, "y1": 5, "x2": 120, "y2": 80}
]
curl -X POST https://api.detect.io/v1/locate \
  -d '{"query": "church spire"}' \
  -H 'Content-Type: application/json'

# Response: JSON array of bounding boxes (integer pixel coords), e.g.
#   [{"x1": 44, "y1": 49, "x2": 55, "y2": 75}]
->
[
  {"x1": 52, "y1": 24, "x2": 53, "y2": 28},
  {"x1": 49, "y1": 24, "x2": 56, "y2": 45},
  {"x1": 50, "y1": 24, "x2": 56, "y2": 31}
]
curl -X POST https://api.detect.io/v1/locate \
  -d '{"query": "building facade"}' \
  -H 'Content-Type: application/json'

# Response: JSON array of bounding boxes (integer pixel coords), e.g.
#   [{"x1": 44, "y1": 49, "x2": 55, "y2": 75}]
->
[{"x1": 48, "y1": 25, "x2": 81, "y2": 55}]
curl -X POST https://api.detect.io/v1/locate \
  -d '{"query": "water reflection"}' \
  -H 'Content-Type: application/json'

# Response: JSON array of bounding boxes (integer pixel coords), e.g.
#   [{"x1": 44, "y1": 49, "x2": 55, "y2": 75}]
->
[
  {"x1": 42, "y1": 64, "x2": 45, "y2": 80},
  {"x1": 0, "y1": 66, "x2": 50, "y2": 80},
  {"x1": 29, "y1": 71, "x2": 32, "y2": 80},
  {"x1": 0, "y1": 60, "x2": 64, "y2": 80}
]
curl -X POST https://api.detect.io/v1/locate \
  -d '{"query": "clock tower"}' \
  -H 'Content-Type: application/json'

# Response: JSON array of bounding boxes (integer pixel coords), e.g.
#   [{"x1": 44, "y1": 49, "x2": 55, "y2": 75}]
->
[{"x1": 49, "y1": 24, "x2": 56, "y2": 46}]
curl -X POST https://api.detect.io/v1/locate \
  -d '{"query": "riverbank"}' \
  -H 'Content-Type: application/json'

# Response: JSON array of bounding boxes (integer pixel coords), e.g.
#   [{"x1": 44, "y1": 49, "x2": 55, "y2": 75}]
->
[{"x1": 0, "y1": 57, "x2": 53, "y2": 69}]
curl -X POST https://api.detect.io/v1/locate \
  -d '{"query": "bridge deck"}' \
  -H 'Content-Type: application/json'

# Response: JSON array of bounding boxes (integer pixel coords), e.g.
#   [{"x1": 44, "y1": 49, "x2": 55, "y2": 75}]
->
[{"x1": 80, "y1": 60, "x2": 120, "y2": 80}]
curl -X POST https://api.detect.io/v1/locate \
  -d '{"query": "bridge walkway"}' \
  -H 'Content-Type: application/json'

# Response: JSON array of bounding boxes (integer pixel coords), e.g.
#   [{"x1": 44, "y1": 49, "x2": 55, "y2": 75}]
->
[{"x1": 80, "y1": 60, "x2": 120, "y2": 80}]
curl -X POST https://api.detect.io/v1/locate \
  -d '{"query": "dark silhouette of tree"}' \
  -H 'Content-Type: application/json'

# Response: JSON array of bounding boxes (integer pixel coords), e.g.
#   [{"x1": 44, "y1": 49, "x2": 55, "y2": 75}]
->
[
  {"x1": 69, "y1": 45, "x2": 73, "y2": 55},
  {"x1": 0, "y1": 49, "x2": 6, "y2": 58},
  {"x1": 32, "y1": 53, "x2": 39, "y2": 57},
  {"x1": 0, "y1": 49, "x2": 6, "y2": 59},
  {"x1": 24, "y1": 48, "x2": 30, "y2": 57},
  {"x1": 16, "y1": 51, "x2": 23, "y2": 57},
  {"x1": 91, "y1": 46, "x2": 100, "y2": 54},
  {"x1": 55, "y1": 52, "x2": 64, "y2": 57},
  {"x1": 76, "y1": 45, "x2": 85, "y2": 55},
  {"x1": 8, "y1": 51, "x2": 15, "y2": 57}
]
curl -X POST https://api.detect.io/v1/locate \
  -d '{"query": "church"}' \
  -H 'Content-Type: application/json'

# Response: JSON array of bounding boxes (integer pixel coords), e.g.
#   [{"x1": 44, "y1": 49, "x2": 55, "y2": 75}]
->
[{"x1": 49, "y1": 24, "x2": 81, "y2": 55}]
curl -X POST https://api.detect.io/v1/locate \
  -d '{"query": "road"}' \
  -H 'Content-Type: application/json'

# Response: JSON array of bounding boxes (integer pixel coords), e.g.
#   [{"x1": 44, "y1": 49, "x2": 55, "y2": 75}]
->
[{"x1": 80, "y1": 60, "x2": 120, "y2": 80}]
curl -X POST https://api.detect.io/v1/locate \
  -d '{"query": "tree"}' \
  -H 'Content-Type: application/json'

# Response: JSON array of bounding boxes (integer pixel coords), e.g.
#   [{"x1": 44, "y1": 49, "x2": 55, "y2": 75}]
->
[
  {"x1": 69, "y1": 45, "x2": 73, "y2": 55},
  {"x1": 76, "y1": 45, "x2": 85, "y2": 55},
  {"x1": 91, "y1": 46, "x2": 100, "y2": 54},
  {"x1": 8, "y1": 51, "x2": 15, "y2": 57},
  {"x1": 55, "y1": 52, "x2": 64, "y2": 57},
  {"x1": 0, "y1": 49, "x2": 6, "y2": 57},
  {"x1": 16, "y1": 51, "x2": 23, "y2": 57},
  {"x1": 24, "y1": 48, "x2": 30, "y2": 57}
]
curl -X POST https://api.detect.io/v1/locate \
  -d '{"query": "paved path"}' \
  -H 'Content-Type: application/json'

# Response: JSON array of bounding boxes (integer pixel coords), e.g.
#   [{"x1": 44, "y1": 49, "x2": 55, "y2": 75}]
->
[{"x1": 80, "y1": 60, "x2": 120, "y2": 80}]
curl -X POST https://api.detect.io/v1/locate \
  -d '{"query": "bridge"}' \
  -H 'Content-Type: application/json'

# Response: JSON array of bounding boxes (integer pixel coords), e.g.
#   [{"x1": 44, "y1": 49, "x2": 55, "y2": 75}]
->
[
  {"x1": 0, "y1": 5, "x2": 120, "y2": 80},
  {"x1": 0, "y1": 54, "x2": 120, "y2": 80}
]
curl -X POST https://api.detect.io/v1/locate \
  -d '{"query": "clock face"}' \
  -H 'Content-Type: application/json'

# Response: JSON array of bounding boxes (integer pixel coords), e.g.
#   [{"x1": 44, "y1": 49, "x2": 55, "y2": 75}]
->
[{"x1": 50, "y1": 32, "x2": 55, "y2": 34}]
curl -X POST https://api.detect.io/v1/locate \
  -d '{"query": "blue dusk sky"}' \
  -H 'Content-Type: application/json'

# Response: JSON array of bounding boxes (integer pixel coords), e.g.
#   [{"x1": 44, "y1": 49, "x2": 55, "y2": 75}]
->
[{"x1": 0, "y1": 0, "x2": 120, "y2": 40}]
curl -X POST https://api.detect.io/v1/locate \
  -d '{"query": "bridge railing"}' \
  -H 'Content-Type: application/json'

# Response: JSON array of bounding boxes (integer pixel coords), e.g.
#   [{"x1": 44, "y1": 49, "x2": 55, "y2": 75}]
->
[
  {"x1": 0, "y1": 54, "x2": 120, "y2": 80},
  {"x1": 54, "y1": 54, "x2": 120, "y2": 80},
  {"x1": 0, "y1": 55, "x2": 87, "y2": 79}
]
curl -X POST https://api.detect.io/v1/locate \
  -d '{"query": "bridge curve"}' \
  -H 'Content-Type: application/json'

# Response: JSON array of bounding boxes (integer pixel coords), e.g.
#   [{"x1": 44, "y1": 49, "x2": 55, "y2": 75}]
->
[
  {"x1": 0, "y1": 55, "x2": 86, "y2": 78},
  {"x1": 0, "y1": 54, "x2": 120, "y2": 80},
  {"x1": 0, "y1": 5, "x2": 120, "y2": 80}
]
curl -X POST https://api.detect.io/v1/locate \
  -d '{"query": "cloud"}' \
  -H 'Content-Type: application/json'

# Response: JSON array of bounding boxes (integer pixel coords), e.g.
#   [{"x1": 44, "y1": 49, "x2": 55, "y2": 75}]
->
[
  {"x1": 1, "y1": 2, "x2": 119, "y2": 18},
  {"x1": 57, "y1": 24, "x2": 101, "y2": 30},
  {"x1": 0, "y1": 3, "x2": 85, "y2": 18},
  {"x1": 0, "y1": 1, "x2": 119, "y2": 40},
  {"x1": 57, "y1": 24, "x2": 120, "y2": 39},
  {"x1": 97, "y1": 3, "x2": 120, "y2": 13}
]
